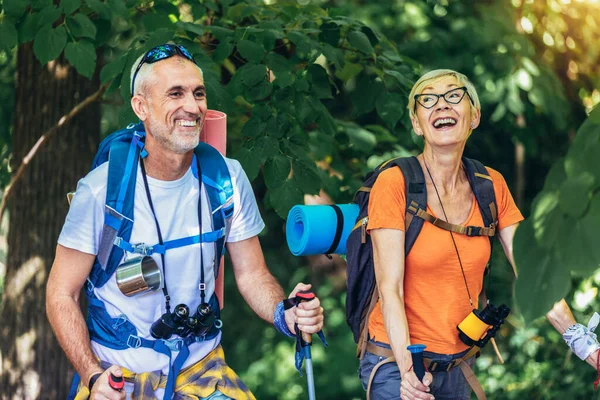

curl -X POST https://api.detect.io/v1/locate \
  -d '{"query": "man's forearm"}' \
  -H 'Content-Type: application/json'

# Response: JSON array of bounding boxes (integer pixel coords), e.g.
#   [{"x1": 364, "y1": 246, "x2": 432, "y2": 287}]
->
[
  {"x1": 235, "y1": 268, "x2": 285, "y2": 324},
  {"x1": 47, "y1": 293, "x2": 103, "y2": 386}
]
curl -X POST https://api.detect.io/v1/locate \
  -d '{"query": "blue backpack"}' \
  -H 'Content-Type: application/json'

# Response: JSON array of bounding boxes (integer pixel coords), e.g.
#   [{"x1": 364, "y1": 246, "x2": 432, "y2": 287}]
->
[
  {"x1": 68, "y1": 122, "x2": 234, "y2": 400},
  {"x1": 345, "y1": 156, "x2": 498, "y2": 359}
]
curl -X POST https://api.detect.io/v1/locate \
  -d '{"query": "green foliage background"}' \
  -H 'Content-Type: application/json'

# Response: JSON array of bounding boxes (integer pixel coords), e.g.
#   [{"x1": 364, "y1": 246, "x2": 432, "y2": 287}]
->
[{"x1": 1, "y1": 0, "x2": 600, "y2": 398}]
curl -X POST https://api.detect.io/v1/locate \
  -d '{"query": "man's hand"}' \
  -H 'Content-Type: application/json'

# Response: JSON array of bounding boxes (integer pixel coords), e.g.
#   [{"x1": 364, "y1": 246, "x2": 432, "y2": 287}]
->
[
  {"x1": 89, "y1": 365, "x2": 126, "y2": 400},
  {"x1": 400, "y1": 370, "x2": 434, "y2": 400},
  {"x1": 284, "y1": 283, "x2": 324, "y2": 334}
]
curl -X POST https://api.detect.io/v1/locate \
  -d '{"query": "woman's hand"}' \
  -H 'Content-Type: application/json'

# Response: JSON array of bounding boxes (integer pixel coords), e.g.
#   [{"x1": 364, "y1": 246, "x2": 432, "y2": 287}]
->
[{"x1": 400, "y1": 370, "x2": 434, "y2": 400}]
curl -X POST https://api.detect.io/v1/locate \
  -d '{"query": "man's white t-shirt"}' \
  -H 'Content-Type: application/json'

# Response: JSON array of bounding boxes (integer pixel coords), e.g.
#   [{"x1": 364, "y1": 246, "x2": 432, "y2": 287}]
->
[{"x1": 58, "y1": 157, "x2": 264, "y2": 381}]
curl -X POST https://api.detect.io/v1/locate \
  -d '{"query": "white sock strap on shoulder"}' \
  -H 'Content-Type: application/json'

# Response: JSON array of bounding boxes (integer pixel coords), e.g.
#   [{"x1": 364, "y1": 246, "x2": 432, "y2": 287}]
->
[{"x1": 563, "y1": 312, "x2": 600, "y2": 361}]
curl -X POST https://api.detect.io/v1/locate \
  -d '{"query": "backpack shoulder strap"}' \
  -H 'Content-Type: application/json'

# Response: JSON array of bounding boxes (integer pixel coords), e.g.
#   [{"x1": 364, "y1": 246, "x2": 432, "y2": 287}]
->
[
  {"x1": 392, "y1": 156, "x2": 427, "y2": 256},
  {"x1": 462, "y1": 157, "x2": 497, "y2": 229},
  {"x1": 194, "y1": 142, "x2": 234, "y2": 268},
  {"x1": 89, "y1": 130, "x2": 144, "y2": 288}
]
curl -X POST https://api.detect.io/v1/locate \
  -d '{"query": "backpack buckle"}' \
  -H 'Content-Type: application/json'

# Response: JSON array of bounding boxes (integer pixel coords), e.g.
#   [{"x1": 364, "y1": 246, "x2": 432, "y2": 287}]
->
[
  {"x1": 132, "y1": 242, "x2": 153, "y2": 256},
  {"x1": 163, "y1": 338, "x2": 184, "y2": 352},
  {"x1": 466, "y1": 226, "x2": 481, "y2": 237}
]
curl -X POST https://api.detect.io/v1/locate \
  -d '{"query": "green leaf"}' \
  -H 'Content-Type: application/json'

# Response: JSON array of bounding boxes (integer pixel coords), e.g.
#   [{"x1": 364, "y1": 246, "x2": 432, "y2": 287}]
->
[
  {"x1": 256, "y1": 136, "x2": 280, "y2": 158},
  {"x1": 3, "y1": 0, "x2": 30, "y2": 18},
  {"x1": 558, "y1": 172, "x2": 594, "y2": 218},
  {"x1": 322, "y1": 44, "x2": 344, "y2": 69},
  {"x1": 33, "y1": 25, "x2": 68, "y2": 65},
  {"x1": 555, "y1": 215, "x2": 600, "y2": 275},
  {"x1": 247, "y1": 81, "x2": 272, "y2": 101},
  {"x1": 235, "y1": 147, "x2": 261, "y2": 181},
  {"x1": 94, "y1": 19, "x2": 112, "y2": 46},
  {"x1": 543, "y1": 159, "x2": 566, "y2": 192},
  {"x1": 345, "y1": 123, "x2": 377, "y2": 153},
  {"x1": 531, "y1": 191, "x2": 564, "y2": 247},
  {"x1": 514, "y1": 219, "x2": 570, "y2": 323},
  {"x1": 106, "y1": 0, "x2": 127, "y2": 19},
  {"x1": 210, "y1": 26, "x2": 234, "y2": 41},
  {"x1": 64, "y1": 40, "x2": 96, "y2": 78},
  {"x1": 240, "y1": 64, "x2": 266, "y2": 87},
  {"x1": 18, "y1": 12, "x2": 39, "y2": 44},
  {"x1": 205, "y1": 79, "x2": 235, "y2": 116},
  {"x1": 274, "y1": 71, "x2": 294, "y2": 88},
  {"x1": 0, "y1": 20, "x2": 19, "y2": 51},
  {"x1": 265, "y1": 53, "x2": 291, "y2": 73},
  {"x1": 67, "y1": 13, "x2": 97, "y2": 39},
  {"x1": 143, "y1": 13, "x2": 173, "y2": 31},
  {"x1": 143, "y1": 28, "x2": 175, "y2": 50},
  {"x1": 269, "y1": 180, "x2": 303, "y2": 219},
  {"x1": 319, "y1": 22, "x2": 340, "y2": 46},
  {"x1": 353, "y1": 74, "x2": 384, "y2": 115},
  {"x1": 347, "y1": 30, "x2": 374, "y2": 54},
  {"x1": 100, "y1": 56, "x2": 127, "y2": 84},
  {"x1": 60, "y1": 0, "x2": 80, "y2": 15},
  {"x1": 177, "y1": 22, "x2": 205, "y2": 37},
  {"x1": 384, "y1": 69, "x2": 413, "y2": 90},
  {"x1": 308, "y1": 64, "x2": 332, "y2": 99},
  {"x1": 292, "y1": 157, "x2": 321, "y2": 195},
  {"x1": 242, "y1": 117, "x2": 266, "y2": 138},
  {"x1": 36, "y1": 5, "x2": 62, "y2": 29},
  {"x1": 30, "y1": 0, "x2": 51, "y2": 10},
  {"x1": 490, "y1": 103, "x2": 507, "y2": 123},
  {"x1": 212, "y1": 38, "x2": 234, "y2": 62},
  {"x1": 237, "y1": 39, "x2": 265, "y2": 63},
  {"x1": 85, "y1": 0, "x2": 111, "y2": 19},
  {"x1": 264, "y1": 155, "x2": 291, "y2": 189},
  {"x1": 376, "y1": 92, "x2": 405, "y2": 129}
]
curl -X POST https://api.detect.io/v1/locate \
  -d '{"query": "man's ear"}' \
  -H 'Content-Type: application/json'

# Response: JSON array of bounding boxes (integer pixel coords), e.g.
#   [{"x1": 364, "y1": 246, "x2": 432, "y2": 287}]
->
[{"x1": 131, "y1": 95, "x2": 148, "y2": 121}]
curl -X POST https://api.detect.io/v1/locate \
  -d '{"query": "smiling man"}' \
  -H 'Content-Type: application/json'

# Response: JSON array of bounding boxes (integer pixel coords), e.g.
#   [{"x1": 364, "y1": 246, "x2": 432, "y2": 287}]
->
[{"x1": 46, "y1": 44, "x2": 324, "y2": 400}]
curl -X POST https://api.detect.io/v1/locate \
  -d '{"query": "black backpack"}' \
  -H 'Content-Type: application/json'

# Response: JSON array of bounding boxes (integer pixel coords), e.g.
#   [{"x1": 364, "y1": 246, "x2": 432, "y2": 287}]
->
[{"x1": 345, "y1": 156, "x2": 498, "y2": 357}]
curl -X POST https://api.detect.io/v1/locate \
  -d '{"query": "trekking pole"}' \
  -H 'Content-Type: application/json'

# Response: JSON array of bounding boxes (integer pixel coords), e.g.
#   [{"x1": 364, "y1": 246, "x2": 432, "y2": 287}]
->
[
  {"x1": 108, "y1": 373, "x2": 124, "y2": 391},
  {"x1": 407, "y1": 344, "x2": 427, "y2": 381},
  {"x1": 297, "y1": 291, "x2": 317, "y2": 400}
]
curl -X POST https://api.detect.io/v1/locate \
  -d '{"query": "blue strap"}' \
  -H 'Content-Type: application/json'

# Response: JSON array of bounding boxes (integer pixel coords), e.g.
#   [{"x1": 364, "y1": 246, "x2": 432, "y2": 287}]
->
[
  {"x1": 115, "y1": 134, "x2": 143, "y2": 213},
  {"x1": 114, "y1": 229, "x2": 225, "y2": 255},
  {"x1": 67, "y1": 372, "x2": 80, "y2": 400},
  {"x1": 104, "y1": 212, "x2": 123, "y2": 231},
  {"x1": 126, "y1": 334, "x2": 202, "y2": 400}
]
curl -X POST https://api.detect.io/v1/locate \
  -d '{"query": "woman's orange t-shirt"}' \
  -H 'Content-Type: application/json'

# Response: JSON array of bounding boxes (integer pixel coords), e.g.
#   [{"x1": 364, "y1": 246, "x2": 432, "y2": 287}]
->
[{"x1": 366, "y1": 165, "x2": 524, "y2": 354}]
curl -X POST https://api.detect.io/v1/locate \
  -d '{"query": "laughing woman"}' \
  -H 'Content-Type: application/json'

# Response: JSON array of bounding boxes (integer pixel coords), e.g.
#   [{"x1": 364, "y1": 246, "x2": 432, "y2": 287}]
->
[{"x1": 360, "y1": 69, "x2": 524, "y2": 400}]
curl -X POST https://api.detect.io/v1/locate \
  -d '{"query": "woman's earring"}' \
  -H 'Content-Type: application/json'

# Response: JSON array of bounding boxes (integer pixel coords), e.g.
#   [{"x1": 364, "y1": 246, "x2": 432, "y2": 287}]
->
[{"x1": 470, "y1": 123, "x2": 475, "y2": 129}]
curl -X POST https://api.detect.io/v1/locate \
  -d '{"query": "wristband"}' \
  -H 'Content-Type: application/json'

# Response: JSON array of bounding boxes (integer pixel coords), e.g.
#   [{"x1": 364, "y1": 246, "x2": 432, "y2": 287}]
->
[
  {"x1": 563, "y1": 312, "x2": 600, "y2": 361},
  {"x1": 88, "y1": 372, "x2": 102, "y2": 391},
  {"x1": 274, "y1": 301, "x2": 295, "y2": 338}
]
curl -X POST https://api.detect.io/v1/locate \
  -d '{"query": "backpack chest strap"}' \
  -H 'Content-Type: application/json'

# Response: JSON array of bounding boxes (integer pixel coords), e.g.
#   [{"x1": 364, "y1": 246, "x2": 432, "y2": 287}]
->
[
  {"x1": 113, "y1": 228, "x2": 226, "y2": 256},
  {"x1": 407, "y1": 201, "x2": 496, "y2": 237}
]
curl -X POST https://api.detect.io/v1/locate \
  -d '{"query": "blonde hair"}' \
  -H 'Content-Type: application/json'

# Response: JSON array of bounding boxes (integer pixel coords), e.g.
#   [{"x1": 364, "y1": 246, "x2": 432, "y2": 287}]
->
[{"x1": 407, "y1": 69, "x2": 480, "y2": 121}]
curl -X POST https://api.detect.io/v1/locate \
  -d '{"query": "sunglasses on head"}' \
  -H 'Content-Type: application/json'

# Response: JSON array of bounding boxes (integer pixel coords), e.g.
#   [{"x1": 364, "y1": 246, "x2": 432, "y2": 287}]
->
[{"x1": 130, "y1": 44, "x2": 196, "y2": 94}]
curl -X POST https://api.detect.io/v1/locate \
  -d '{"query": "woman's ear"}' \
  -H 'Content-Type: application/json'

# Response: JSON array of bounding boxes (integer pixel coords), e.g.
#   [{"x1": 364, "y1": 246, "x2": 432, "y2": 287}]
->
[
  {"x1": 131, "y1": 95, "x2": 148, "y2": 121},
  {"x1": 470, "y1": 108, "x2": 481, "y2": 130},
  {"x1": 411, "y1": 116, "x2": 423, "y2": 136}
]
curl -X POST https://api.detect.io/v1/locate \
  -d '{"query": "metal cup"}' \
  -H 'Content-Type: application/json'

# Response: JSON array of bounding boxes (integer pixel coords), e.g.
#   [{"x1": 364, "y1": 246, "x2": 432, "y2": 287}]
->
[{"x1": 116, "y1": 256, "x2": 162, "y2": 297}]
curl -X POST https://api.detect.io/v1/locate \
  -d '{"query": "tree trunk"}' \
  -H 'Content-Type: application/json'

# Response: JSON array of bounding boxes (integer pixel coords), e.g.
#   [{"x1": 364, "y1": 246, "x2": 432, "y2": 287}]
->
[{"x1": 0, "y1": 43, "x2": 100, "y2": 399}]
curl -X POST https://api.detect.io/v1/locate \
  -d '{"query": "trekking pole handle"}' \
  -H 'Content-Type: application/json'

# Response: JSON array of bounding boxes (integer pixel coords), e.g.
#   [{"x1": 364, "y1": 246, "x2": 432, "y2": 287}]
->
[
  {"x1": 296, "y1": 290, "x2": 316, "y2": 344},
  {"x1": 108, "y1": 373, "x2": 124, "y2": 391},
  {"x1": 407, "y1": 344, "x2": 427, "y2": 382}
]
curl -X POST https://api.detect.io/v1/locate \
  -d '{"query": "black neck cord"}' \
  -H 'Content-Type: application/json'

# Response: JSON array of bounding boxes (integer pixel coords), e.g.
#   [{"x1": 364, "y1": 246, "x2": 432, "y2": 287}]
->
[
  {"x1": 139, "y1": 156, "x2": 207, "y2": 312},
  {"x1": 423, "y1": 158, "x2": 474, "y2": 308}
]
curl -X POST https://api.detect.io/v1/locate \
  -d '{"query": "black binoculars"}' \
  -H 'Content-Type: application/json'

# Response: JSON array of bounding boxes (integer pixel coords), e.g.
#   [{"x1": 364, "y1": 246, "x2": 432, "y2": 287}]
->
[
  {"x1": 150, "y1": 302, "x2": 216, "y2": 340},
  {"x1": 457, "y1": 302, "x2": 510, "y2": 348}
]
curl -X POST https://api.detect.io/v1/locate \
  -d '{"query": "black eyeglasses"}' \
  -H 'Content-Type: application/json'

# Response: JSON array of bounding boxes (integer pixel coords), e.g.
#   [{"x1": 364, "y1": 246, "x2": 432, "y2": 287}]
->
[
  {"x1": 130, "y1": 44, "x2": 196, "y2": 94},
  {"x1": 414, "y1": 86, "x2": 474, "y2": 110}
]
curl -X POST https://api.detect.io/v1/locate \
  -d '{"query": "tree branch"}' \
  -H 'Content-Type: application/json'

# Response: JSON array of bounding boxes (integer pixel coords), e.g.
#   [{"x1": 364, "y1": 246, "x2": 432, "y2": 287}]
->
[{"x1": 0, "y1": 83, "x2": 109, "y2": 225}]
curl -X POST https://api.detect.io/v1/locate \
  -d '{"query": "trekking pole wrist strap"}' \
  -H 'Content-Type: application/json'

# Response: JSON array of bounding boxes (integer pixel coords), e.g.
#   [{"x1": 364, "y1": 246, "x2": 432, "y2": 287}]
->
[
  {"x1": 274, "y1": 301, "x2": 295, "y2": 338},
  {"x1": 563, "y1": 312, "x2": 600, "y2": 361}
]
